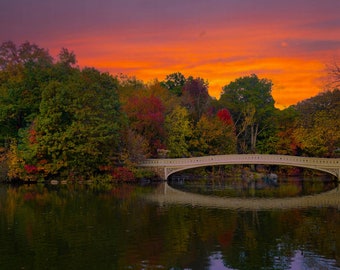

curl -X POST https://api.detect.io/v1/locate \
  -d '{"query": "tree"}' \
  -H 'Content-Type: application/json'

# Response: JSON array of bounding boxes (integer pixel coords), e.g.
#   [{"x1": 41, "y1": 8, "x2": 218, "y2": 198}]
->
[
  {"x1": 217, "y1": 108, "x2": 234, "y2": 126},
  {"x1": 219, "y1": 74, "x2": 276, "y2": 153},
  {"x1": 293, "y1": 89, "x2": 340, "y2": 157},
  {"x1": 58, "y1": 48, "x2": 77, "y2": 67},
  {"x1": 189, "y1": 114, "x2": 236, "y2": 156},
  {"x1": 119, "y1": 128, "x2": 150, "y2": 166},
  {"x1": 294, "y1": 110, "x2": 340, "y2": 157},
  {"x1": 15, "y1": 68, "x2": 122, "y2": 180},
  {"x1": 144, "y1": 80, "x2": 180, "y2": 115},
  {"x1": 116, "y1": 74, "x2": 145, "y2": 105},
  {"x1": 165, "y1": 106, "x2": 193, "y2": 158},
  {"x1": 0, "y1": 41, "x2": 53, "y2": 70},
  {"x1": 162, "y1": 72, "x2": 186, "y2": 96},
  {"x1": 0, "y1": 41, "x2": 54, "y2": 145},
  {"x1": 264, "y1": 107, "x2": 300, "y2": 155},
  {"x1": 326, "y1": 59, "x2": 340, "y2": 89},
  {"x1": 182, "y1": 76, "x2": 211, "y2": 122},
  {"x1": 294, "y1": 89, "x2": 340, "y2": 127},
  {"x1": 123, "y1": 95, "x2": 165, "y2": 156}
]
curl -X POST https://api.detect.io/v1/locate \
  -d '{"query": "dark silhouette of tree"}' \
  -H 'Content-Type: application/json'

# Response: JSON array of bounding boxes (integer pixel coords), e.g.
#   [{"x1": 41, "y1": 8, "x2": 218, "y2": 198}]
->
[
  {"x1": 162, "y1": 72, "x2": 186, "y2": 96},
  {"x1": 182, "y1": 76, "x2": 211, "y2": 122}
]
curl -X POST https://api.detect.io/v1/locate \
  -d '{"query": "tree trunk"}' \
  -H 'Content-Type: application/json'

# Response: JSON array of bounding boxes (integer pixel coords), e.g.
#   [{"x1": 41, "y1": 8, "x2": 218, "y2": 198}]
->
[{"x1": 250, "y1": 124, "x2": 259, "y2": 153}]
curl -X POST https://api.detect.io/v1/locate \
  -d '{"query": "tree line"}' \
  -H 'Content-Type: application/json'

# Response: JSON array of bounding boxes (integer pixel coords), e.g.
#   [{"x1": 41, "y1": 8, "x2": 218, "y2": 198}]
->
[{"x1": 0, "y1": 41, "x2": 339, "y2": 182}]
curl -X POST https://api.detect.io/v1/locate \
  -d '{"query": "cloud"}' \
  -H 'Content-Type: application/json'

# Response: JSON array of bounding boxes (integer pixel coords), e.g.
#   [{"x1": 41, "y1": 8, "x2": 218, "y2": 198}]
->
[
  {"x1": 286, "y1": 38, "x2": 340, "y2": 48},
  {"x1": 1, "y1": 0, "x2": 339, "y2": 108},
  {"x1": 300, "y1": 18, "x2": 340, "y2": 31}
]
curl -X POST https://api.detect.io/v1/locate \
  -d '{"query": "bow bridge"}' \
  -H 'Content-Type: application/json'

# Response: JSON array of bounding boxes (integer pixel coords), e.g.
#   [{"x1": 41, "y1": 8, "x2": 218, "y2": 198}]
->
[{"x1": 140, "y1": 154, "x2": 340, "y2": 181}]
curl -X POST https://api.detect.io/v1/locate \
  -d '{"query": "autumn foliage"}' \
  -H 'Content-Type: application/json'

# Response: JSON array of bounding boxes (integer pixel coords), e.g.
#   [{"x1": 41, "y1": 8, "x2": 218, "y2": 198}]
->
[
  {"x1": 217, "y1": 108, "x2": 234, "y2": 126},
  {"x1": 1, "y1": 41, "x2": 339, "y2": 182},
  {"x1": 111, "y1": 167, "x2": 136, "y2": 182},
  {"x1": 123, "y1": 95, "x2": 165, "y2": 155}
]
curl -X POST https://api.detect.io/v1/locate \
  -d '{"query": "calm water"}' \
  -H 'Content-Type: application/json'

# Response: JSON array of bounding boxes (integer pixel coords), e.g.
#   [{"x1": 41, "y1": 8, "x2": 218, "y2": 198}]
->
[{"x1": 0, "y1": 176, "x2": 339, "y2": 270}]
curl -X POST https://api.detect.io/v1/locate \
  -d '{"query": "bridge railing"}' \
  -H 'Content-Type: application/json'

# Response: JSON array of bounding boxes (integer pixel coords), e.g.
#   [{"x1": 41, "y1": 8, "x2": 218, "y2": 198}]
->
[
  {"x1": 141, "y1": 154, "x2": 340, "y2": 167},
  {"x1": 140, "y1": 154, "x2": 340, "y2": 180}
]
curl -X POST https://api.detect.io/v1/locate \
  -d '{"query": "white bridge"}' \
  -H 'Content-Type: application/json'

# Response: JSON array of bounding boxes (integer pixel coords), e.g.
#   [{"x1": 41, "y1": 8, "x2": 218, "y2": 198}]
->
[{"x1": 140, "y1": 154, "x2": 340, "y2": 180}]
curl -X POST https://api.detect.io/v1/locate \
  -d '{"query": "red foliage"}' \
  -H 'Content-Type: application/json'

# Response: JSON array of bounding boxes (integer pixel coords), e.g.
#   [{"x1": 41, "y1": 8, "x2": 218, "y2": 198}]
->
[
  {"x1": 217, "y1": 108, "x2": 234, "y2": 126},
  {"x1": 125, "y1": 95, "x2": 165, "y2": 124},
  {"x1": 124, "y1": 95, "x2": 165, "y2": 154},
  {"x1": 24, "y1": 164, "x2": 38, "y2": 174},
  {"x1": 111, "y1": 167, "x2": 136, "y2": 182}
]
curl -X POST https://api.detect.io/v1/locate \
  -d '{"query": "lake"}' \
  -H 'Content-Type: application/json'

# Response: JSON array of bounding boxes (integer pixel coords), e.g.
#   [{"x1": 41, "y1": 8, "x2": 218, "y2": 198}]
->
[{"x1": 0, "y1": 176, "x2": 339, "y2": 270}]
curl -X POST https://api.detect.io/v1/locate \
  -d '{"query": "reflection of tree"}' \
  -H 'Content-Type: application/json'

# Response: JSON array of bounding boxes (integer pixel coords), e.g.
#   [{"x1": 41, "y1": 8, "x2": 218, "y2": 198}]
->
[
  {"x1": 221, "y1": 211, "x2": 299, "y2": 269},
  {"x1": 295, "y1": 208, "x2": 340, "y2": 263},
  {"x1": 0, "y1": 184, "x2": 339, "y2": 269}
]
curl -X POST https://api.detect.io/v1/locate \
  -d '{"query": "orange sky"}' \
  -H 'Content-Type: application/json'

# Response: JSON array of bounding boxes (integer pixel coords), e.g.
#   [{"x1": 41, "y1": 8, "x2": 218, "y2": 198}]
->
[{"x1": 1, "y1": 0, "x2": 340, "y2": 109}]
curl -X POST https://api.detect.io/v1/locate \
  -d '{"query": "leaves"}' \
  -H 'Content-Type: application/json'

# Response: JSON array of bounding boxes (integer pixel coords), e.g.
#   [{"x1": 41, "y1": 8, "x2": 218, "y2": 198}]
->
[
  {"x1": 190, "y1": 114, "x2": 237, "y2": 156},
  {"x1": 10, "y1": 67, "x2": 122, "y2": 179},
  {"x1": 182, "y1": 76, "x2": 211, "y2": 122},
  {"x1": 220, "y1": 74, "x2": 276, "y2": 153},
  {"x1": 165, "y1": 106, "x2": 192, "y2": 158},
  {"x1": 293, "y1": 89, "x2": 340, "y2": 157},
  {"x1": 217, "y1": 108, "x2": 234, "y2": 126},
  {"x1": 294, "y1": 107, "x2": 340, "y2": 157},
  {"x1": 1, "y1": 40, "x2": 339, "y2": 181},
  {"x1": 162, "y1": 72, "x2": 186, "y2": 96},
  {"x1": 124, "y1": 94, "x2": 165, "y2": 156}
]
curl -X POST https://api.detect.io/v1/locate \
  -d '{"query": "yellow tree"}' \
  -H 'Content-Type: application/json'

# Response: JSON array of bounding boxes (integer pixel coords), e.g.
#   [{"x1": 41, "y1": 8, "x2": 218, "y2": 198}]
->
[
  {"x1": 294, "y1": 108, "x2": 340, "y2": 157},
  {"x1": 294, "y1": 89, "x2": 340, "y2": 157},
  {"x1": 165, "y1": 106, "x2": 193, "y2": 158},
  {"x1": 190, "y1": 114, "x2": 237, "y2": 156}
]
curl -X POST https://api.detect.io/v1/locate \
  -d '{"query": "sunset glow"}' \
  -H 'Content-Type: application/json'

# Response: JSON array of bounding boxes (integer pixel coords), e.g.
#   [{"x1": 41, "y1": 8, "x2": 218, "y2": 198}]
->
[{"x1": 1, "y1": 0, "x2": 339, "y2": 109}]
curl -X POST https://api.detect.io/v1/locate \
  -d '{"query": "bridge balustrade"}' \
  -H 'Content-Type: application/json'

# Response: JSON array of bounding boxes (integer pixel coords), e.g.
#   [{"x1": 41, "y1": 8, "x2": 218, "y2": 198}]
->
[{"x1": 140, "y1": 154, "x2": 340, "y2": 180}]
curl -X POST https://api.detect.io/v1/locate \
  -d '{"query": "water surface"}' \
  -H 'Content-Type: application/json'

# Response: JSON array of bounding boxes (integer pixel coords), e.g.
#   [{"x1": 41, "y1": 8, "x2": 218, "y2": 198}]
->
[{"x1": 0, "y1": 177, "x2": 339, "y2": 270}]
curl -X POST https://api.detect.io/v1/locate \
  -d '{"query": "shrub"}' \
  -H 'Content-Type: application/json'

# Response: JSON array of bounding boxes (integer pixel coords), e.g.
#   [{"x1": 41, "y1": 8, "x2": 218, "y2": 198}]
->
[{"x1": 111, "y1": 167, "x2": 136, "y2": 182}]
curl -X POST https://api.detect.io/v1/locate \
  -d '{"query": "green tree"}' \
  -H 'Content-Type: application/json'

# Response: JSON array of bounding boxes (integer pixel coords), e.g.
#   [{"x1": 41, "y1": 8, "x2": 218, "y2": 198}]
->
[
  {"x1": 17, "y1": 68, "x2": 122, "y2": 180},
  {"x1": 162, "y1": 72, "x2": 186, "y2": 96},
  {"x1": 220, "y1": 74, "x2": 277, "y2": 153},
  {"x1": 0, "y1": 41, "x2": 54, "y2": 145},
  {"x1": 58, "y1": 47, "x2": 77, "y2": 67},
  {"x1": 116, "y1": 74, "x2": 145, "y2": 105}
]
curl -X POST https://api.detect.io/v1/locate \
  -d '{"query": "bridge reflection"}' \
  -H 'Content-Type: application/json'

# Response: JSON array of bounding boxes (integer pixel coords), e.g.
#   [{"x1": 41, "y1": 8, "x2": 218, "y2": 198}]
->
[{"x1": 148, "y1": 183, "x2": 340, "y2": 211}]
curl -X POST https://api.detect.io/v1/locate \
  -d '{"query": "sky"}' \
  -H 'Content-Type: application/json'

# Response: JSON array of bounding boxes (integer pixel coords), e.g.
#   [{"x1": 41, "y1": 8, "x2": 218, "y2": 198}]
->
[{"x1": 1, "y1": 0, "x2": 340, "y2": 109}]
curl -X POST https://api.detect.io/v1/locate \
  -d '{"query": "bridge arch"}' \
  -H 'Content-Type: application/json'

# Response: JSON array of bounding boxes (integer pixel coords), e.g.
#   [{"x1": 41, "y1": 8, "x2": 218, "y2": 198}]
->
[{"x1": 140, "y1": 154, "x2": 340, "y2": 181}]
